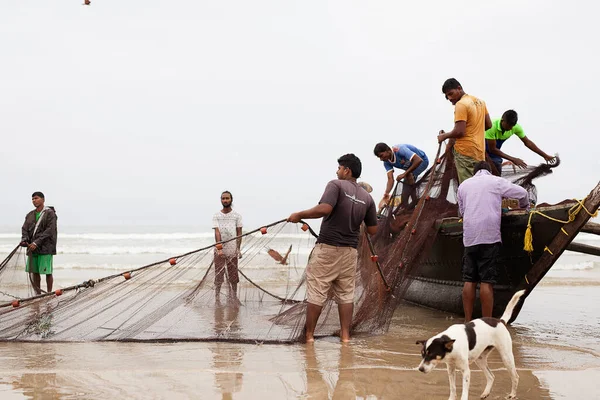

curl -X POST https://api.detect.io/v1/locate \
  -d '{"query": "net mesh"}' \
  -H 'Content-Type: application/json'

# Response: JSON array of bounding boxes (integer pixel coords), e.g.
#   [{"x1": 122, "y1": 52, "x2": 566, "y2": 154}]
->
[{"x1": 0, "y1": 144, "x2": 558, "y2": 342}]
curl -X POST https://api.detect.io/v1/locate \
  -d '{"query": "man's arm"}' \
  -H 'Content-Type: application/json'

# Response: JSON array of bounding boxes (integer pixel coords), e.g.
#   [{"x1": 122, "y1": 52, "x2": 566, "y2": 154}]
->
[
  {"x1": 236, "y1": 226, "x2": 243, "y2": 257},
  {"x1": 287, "y1": 203, "x2": 333, "y2": 223},
  {"x1": 364, "y1": 201, "x2": 378, "y2": 236},
  {"x1": 213, "y1": 227, "x2": 223, "y2": 256},
  {"x1": 486, "y1": 139, "x2": 527, "y2": 168},
  {"x1": 383, "y1": 171, "x2": 394, "y2": 198},
  {"x1": 396, "y1": 154, "x2": 423, "y2": 182},
  {"x1": 21, "y1": 214, "x2": 30, "y2": 245},
  {"x1": 485, "y1": 113, "x2": 492, "y2": 130},
  {"x1": 499, "y1": 181, "x2": 530, "y2": 210},
  {"x1": 520, "y1": 136, "x2": 554, "y2": 161},
  {"x1": 438, "y1": 121, "x2": 466, "y2": 143}
]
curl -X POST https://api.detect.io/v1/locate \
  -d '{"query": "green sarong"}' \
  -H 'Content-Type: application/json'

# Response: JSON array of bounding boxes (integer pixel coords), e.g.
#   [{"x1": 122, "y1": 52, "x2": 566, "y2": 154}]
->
[
  {"x1": 26, "y1": 254, "x2": 53, "y2": 275},
  {"x1": 453, "y1": 148, "x2": 479, "y2": 184}
]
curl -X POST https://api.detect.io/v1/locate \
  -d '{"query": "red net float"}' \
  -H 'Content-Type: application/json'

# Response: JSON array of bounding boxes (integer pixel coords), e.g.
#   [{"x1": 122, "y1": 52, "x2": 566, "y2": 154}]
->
[
  {"x1": 123, "y1": 272, "x2": 132, "y2": 280},
  {"x1": 371, "y1": 255, "x2": 379, "y2": 262},
  {"x1": 169, "y1": 258, "x2": 177, "y2": 266},
  {"x1": 301, "y1": 224, "x2": 309, "y2": 232},
  {"x1": 215, "y1": 243, "x2": 223, "y2": 251},
  {"x1": 55, "y1": 289, "x2": 63, "y2": 296},
  {"x1": 11, "y1": 300, "x2": 19, "y2": 308},
  {"x1": 260, "y1": 227, "x2": 268, "y2": 235}
]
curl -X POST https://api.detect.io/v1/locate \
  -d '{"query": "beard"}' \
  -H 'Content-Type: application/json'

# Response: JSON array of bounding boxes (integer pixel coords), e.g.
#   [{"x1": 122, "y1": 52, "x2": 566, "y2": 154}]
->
[{"x1": 221, "y1": 201, "x2": 232, "y2": 208}]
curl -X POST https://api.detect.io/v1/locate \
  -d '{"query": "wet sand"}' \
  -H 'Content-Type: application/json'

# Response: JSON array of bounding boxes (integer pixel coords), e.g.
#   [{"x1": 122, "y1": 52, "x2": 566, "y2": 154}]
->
[{"x1": 1, "y1": 281, "x2": 598, "y2": 399}]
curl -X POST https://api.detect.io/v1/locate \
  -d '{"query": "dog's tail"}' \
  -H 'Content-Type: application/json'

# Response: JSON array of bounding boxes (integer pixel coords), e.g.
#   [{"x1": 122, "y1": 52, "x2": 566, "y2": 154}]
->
[{"x1": 500, "y1": 290, "x2": 526, "y2": 324}]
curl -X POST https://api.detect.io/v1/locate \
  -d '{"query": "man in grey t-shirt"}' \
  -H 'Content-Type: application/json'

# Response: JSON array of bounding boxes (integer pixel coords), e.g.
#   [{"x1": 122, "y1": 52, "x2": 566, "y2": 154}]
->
[{"x1": 288, "y1": 153, "x2": 378, "y2": 343}]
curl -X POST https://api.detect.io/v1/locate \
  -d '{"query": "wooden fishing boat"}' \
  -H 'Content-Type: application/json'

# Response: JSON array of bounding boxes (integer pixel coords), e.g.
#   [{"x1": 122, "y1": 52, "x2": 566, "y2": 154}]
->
[{"x1": 403, "y1": 182, "x2": 600, "y2": 321}]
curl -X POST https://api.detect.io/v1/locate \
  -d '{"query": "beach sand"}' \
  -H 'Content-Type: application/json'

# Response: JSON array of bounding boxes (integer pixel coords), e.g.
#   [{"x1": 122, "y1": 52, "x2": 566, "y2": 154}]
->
[
  {"x1": 1, "y1": 228, "x2": 598, "y2": 399},
  {"x1": 0, "y1": 281, "x2": 598, "y2": 400}
]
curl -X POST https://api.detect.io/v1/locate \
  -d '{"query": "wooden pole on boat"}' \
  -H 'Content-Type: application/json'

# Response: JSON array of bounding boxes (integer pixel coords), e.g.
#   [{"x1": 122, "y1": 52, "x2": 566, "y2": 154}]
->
[
  {"x1": 566, "y1": 242, "x2": 600, "y2": 257},
  {"x1": 509, "y1": 181, "x2": 600, "y2": 323},
  {"x1": 581, "y1": 221, "x2": 600, "y2": 235}
]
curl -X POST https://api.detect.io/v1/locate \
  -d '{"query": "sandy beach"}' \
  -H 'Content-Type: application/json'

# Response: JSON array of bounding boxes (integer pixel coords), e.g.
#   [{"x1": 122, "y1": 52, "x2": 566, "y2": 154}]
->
[
  {"x1": 1, "y1": 278, "x2": 599, "y2": 399},
  {"x1": 1, "y1": 229, "x2": 599, "y2": 399}
]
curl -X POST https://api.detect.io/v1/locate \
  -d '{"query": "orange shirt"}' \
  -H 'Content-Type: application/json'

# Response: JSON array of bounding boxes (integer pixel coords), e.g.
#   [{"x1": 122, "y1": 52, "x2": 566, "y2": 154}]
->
[{"x1": 454, "y1": 94, "x2": 488, "y2": 161}]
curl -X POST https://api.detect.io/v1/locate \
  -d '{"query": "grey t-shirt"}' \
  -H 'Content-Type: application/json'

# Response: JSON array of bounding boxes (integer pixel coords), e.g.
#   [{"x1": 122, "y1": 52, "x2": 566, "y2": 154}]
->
[{"x1": 317, "y1": 179, "x2": 378, "y2": 248}]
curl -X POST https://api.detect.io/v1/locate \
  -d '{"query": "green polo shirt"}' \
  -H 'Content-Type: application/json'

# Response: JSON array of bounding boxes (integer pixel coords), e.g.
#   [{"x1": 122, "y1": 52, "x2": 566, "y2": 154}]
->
[
  {"x1": 485, "y1": 119, "x2": 526, "y2": 141},
  {"x1": 485, "y1": 119, "x2": 527, "y2": 162}
]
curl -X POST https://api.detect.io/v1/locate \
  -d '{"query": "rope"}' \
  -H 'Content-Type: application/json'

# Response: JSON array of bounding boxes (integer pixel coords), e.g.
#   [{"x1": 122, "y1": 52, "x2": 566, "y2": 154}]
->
[
  {"x1": 364, "y1": 231, "x2": 390, "y2": 291},
  {"x1": 523, "y1": 197, "x2": 598, "y2": 252},
  {"x1": 0, "y1": 218, "x2": 316, "y2": 309}
]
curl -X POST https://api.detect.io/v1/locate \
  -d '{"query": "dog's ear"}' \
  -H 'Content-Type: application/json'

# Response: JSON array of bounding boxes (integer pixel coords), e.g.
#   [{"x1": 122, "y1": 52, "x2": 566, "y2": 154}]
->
[
  {"x1": 444, "y1": 339, "x2": 456, "y2": 351},
  {"x1": 415, "y1": 340, "x2": 426, "y2": 345}
]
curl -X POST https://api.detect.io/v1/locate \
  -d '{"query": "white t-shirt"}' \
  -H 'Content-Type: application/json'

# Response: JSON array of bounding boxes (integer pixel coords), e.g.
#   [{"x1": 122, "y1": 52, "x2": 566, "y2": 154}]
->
[{"x1": 212, "y1": 210, "x2": 243, "y2": 256}]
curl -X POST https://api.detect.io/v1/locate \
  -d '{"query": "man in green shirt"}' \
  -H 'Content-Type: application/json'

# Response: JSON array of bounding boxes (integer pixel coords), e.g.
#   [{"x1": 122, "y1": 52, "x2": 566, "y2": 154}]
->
[
  {"x1": 20, "y1": 192, "x2": 58, "y2": 295},
  {"x1": 485, "y1": 109, "x2": 555, "y2": 176}
]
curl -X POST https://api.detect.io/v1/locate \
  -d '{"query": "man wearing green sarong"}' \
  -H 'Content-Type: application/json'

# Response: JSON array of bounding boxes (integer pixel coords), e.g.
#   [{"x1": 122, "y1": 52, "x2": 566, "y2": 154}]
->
[{"x1": 20, "y1": 192, "x2": 58, "y2": 295}]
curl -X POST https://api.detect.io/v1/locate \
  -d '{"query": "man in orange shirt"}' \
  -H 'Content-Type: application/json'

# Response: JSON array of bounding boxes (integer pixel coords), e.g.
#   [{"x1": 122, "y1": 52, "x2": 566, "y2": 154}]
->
[{"x1": 438, "y1": 78, "x2": 492, "y2": 184}]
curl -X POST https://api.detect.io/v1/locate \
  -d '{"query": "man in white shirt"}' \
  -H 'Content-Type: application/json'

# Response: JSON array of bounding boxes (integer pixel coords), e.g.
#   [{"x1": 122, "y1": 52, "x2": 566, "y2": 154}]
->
[{"x1": 212, "y1": 191, "x2": 243, "y2": 301}]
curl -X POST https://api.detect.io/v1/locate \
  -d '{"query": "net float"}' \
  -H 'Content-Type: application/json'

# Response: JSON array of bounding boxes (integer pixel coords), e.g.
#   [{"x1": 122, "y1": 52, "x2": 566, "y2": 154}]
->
[
  {"x1": 301, "y1": 224, "x2": 309, "y2": 232},
  {"x1": 11, "y1": 300, "x2": 19, "y2": 308},
  {"x1": 215, "y1": 243, "x2": 223, "y2": 251},
  {"x1": 169, "y1": 258, "x2": 177, "y2": 266},
  {"x1": 260, "y1": 227, "x2": 268, "y2": 235},
  {"x1": 371, "y1": 255, "x2": 379, "y2": 262},
  {"x1": 55, "y1": 289, "x2": 63, "y2": 296},
  {"x1": 123, "y1": 272, "x2": 132, "y2": 280},
  {"x1": 411, "y1": 229, "x2": 416, "y2": 235}
]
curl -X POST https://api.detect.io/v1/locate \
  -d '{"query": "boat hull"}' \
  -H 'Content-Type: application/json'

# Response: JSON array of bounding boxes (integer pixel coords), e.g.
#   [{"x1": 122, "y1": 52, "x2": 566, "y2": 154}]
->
[{"x1": 403, "y1": 202, "x2": 576, "y2": 319}]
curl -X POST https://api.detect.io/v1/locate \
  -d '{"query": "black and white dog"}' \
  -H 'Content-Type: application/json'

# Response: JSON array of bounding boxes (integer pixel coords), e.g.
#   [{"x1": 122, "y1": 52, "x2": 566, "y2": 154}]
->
[{"x1": 416, "y1": 290, "x2": 525, "y2": 400}]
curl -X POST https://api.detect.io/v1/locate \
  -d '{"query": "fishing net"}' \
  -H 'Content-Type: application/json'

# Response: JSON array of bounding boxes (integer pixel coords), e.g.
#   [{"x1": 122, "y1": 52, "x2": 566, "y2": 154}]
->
[{"x1": 0, "y1": 143, "x2": 558, "y2": 342}]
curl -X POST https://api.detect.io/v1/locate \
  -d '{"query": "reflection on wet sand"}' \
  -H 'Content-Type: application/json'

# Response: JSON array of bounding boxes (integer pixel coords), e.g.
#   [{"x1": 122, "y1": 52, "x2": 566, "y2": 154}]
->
[
  {"x1": 9, "y1": 343, "x2": 60, "y2": 400},
  {"x1": 302, "y1": 338, "x2": 554, "y2": 399},
  {"x1": 0, "y1": 301, "x2": 597, "y2": 399},
  {"x1": 210, "y1": 301, "x2": 243, "y2": 399}
]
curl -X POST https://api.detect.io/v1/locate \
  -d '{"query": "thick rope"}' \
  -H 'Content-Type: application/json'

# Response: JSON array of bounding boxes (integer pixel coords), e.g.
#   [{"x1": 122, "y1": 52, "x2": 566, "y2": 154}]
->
[{"x1": 524, "y1": 197, "x2": 598, "y2": 252}]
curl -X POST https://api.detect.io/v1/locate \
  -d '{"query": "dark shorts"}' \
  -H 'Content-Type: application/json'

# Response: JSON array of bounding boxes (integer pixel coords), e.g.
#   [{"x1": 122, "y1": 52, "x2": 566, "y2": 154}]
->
[
  {"x1": 462, "y1": 243, "x2": 500, "y2": 284},
  {"x1": 214, "y1": 253, "x2": 239, "y2": 285}
]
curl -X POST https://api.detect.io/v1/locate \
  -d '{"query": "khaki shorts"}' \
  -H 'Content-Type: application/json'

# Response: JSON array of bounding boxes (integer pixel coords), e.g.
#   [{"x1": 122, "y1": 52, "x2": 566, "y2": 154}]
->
[
  {"x1": 306, "y1": 243, "x2": 357, "y2": 306},
  {"x1": 453, "y1": 148, "x2": 479, "y2": 184}
]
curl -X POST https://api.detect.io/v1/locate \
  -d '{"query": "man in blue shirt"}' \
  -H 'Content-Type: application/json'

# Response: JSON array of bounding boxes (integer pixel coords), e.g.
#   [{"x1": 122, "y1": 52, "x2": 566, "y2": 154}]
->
[
  {"x1": 373, "y1": 143, "x2": 429, "y2": 209},
  {"x1": 486, "y1": 109, "x2": 555, "y2": 176}
]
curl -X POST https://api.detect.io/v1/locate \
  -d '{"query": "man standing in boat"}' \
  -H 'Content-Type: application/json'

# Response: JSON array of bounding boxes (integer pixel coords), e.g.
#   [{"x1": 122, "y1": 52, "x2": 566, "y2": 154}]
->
[
  {"x1": 20, "y1": 192, "x2": 58, "y2": 295},
  {"x1": 438, "y1": 78, "x2": 492, "y2": 184},
  {"x1": 213, "y1": 190, "x2": 243, "y2": 301},
  {"x1": 457, "y1": 162, "x2": 529, "y2": 321},
  {"x1": 485, "y1": 109, "x2": 556, "y2": 175},
  {"x1": 373, "y1": 143, "x2": 429, "y2": 209},
  {"x1": 288, "y1": 154, "x2": 378, "y2": 343}
]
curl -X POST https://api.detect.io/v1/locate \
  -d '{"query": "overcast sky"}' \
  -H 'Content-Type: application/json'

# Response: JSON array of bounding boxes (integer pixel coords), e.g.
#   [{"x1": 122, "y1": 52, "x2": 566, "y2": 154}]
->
[{"x1": 1, "y1": 0, "x2": 598, "y2": 230}]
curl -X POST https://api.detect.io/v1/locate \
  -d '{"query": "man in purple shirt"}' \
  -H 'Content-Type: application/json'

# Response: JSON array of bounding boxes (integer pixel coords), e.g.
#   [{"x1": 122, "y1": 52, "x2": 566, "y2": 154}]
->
[
  {"x1": 288, "y1": 154, "x2": 378, "y2": 343},
  {"x1": 457, "y1": 161, "x2": 529, "y2": 321}
]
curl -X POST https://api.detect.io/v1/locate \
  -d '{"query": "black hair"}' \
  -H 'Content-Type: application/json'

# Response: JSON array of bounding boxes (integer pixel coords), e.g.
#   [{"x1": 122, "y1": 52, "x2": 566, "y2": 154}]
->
[
  {"x1": 221, "y1": 191, "x2": 233, "y2": 201},
  {"x1": 473, "y1": 161, "x2": 491, "y2": 174},
  {"x1": 32, "y1": 191, "x2": 45, "y2": 199},
  {"x1": 502, "y1": 109, "x2": 519, "y2": 126},
  {"x1": 337, "y1": 153, "x2": 362, "y2": 179},
  {"x1": 373, "y1": 143, "x2": 391, "y2": 156},
  {"x1": 442, "y1": 78, "x2": 462, "y2": 93}
]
